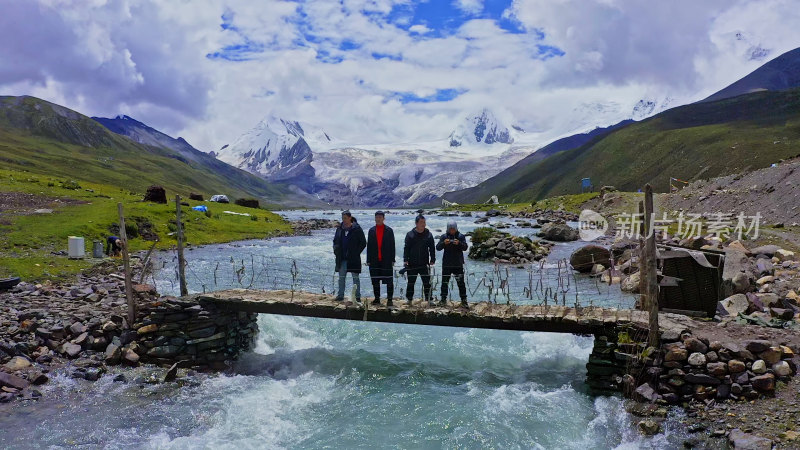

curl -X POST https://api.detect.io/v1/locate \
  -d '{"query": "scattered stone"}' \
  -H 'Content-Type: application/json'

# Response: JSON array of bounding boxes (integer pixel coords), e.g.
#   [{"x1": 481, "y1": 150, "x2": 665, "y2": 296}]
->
[
  {"x1": 728, "y1": 360, "x2": 746, "y2": 373},
  {"x1": 163, "y1": 362, "x2": 179, "y2": 382},
  {"x1": 688, "y1": 352, "x2": 707, "y2": 366},
  {"x1": 0, "y1": 372, "x2": 30, "y2": 390},
  {"x1": 751, "y1": 373, "x2": 775, "y2": 392},
  {"x1": 4, "y1": 356, "x2": 31, "y2": 371},
  {"x1": 719, "y1": 294, "x2": 749, "y2": 316},
  {"x1": 752, "y1": 360, "x2": 767, "y2": 374},
  {"x1": 729, "y1": 429, "x2": 772, "y2": 450},
  {"x1": 773, "y1": 361, "x2": 792, "y2": 377},
  {"x1": 684, "y1": 337, "x2": 708, "y2": 354},
  {"x1": 637, "y1": 420, "x2": 660, "y2": 436},
  {"x1": 745, "y1": 340, "x2": 772, "y2": 354}
]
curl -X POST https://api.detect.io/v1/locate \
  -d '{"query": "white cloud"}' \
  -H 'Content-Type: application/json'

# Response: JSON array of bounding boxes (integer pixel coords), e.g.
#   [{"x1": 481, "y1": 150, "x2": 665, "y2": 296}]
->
[
  {"x1": 454, "y1": 0, "x2": 484, "y2": 15},
  {"x1": 1, "y1": 0, "x2": 799, "y2": 153}
]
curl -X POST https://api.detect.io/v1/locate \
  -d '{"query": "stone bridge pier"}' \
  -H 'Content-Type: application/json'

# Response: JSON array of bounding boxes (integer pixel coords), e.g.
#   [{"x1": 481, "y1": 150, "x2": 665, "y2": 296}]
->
[{"x1": 133, "y1": 296, "x2": 259, "y2": 370}]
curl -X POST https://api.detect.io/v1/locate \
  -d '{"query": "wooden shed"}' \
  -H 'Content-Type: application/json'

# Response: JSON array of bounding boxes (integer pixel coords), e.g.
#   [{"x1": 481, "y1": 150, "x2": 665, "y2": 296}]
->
[{"x1": 656, "y1": 246, "x2": 725, "y2": 318}]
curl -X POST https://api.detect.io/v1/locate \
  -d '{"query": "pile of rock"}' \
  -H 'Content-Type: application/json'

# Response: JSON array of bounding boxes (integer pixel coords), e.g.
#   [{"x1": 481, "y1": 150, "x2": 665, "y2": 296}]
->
[
  {"x1": 467, "y1": 228, "x2": 551, "y2": 264},
  {"x1": 0, "y1": 265, "x2": 153, "y2": 402},
  {"x1": 537, "y1": 222, "x2": 579, "y2": 241},
  {"x1": 633, "y1": 333, "x2": 798, "y2": 405},
  {"x1": 134, "y1": 296, "x2": 258, "y2": 370},
  {"x1": 0, "y1": 261, "x2": 261, "y2": 403}
]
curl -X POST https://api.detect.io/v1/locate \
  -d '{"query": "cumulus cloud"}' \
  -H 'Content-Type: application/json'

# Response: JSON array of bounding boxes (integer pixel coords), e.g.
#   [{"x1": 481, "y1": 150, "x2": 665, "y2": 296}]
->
[{"x1": 1, "y1": 0, "x2": 799, "y2": 152}]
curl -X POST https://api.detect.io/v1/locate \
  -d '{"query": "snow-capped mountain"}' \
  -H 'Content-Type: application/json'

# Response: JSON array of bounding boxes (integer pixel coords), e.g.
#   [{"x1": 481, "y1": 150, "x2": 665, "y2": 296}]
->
[
  {"x1": 215, "y1": 116, "x2": 333, "y2": 182},
  {"x1": 448, "y1": 108, "x2": 516, "y2": 147},
  {"x1": 631, "y1": 96, "x2": 676, "y2": 120},
  {"x1": 213, "y1": 99, "x2": 673, "y2": 207},
  {"x1": 214, "y1": 110, "x2": 532, "y2": 207}
]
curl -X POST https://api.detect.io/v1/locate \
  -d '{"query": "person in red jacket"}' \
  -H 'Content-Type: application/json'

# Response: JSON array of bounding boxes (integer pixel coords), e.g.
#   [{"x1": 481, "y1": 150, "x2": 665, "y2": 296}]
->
[{"x1": 366, "y1": 211, "x2": 396, "y2": 306}]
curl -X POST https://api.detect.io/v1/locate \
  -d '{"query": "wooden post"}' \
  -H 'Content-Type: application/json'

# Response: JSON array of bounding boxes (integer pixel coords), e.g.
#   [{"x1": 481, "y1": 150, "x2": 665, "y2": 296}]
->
[
  {"x1": 118, "y1": 203, "x2": 136, "y2": 329},
  {"x1": 637, "y1": 200, "x2": 645, "y2": 298},
  {"x1": 175, "y1": 195, "x2": 188, "y2": 297},
  {"x1": 643, "y1": 185, "x2": 659, "y2": 348}
]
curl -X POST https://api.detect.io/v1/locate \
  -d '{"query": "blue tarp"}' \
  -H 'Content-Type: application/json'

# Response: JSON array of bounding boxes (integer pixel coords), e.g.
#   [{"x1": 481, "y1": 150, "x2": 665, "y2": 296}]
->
[{"x1": 192, "y1": 205, "x2": 208, "y2": 212}]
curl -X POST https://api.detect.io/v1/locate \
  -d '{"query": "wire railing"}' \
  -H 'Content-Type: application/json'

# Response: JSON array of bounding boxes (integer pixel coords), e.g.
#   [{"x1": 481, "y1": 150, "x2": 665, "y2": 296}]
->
[{"x1": 147, "y1": 251, "x2": 639, "y2": 310}]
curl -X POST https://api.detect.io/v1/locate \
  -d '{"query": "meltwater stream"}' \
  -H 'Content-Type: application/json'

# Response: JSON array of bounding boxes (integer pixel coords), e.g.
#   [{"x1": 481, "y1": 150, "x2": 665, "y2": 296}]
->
[{"x1": 0, "y1": 210, "x2": 687, "y2": 449}]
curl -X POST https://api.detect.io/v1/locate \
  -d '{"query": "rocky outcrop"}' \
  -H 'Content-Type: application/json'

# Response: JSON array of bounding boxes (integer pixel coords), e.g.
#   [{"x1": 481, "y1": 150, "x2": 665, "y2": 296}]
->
[{"x1": 467, "y1": 228, "x2": 550, "y2": 264}]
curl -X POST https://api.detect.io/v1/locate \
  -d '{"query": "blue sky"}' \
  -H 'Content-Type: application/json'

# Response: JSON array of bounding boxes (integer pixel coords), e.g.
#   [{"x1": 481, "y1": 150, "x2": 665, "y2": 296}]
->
[{"x1": 2, "y1": 0, "x2": 800, "y2": 150}]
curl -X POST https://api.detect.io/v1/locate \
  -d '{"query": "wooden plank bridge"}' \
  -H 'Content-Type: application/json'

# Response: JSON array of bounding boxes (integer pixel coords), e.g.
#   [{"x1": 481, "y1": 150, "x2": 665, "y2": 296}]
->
[{"x1": 198, "y1": 289, "x2": 693, "y2": 336}]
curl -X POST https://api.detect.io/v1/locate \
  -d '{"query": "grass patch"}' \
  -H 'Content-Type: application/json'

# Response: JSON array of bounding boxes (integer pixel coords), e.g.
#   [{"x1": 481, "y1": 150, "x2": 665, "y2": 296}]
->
[{"x1": 527, "y1": 192, "x2": 600, "y2": 214}]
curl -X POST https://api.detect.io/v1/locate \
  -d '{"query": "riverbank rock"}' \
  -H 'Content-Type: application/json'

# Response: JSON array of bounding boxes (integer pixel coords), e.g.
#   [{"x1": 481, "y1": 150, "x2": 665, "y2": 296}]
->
[
  {"x1": 621, "y1": 272, "x2": 640, "y2": 293},
  {"x1": 467, "y1": 227, "x2": 550, "y2": 264},
  {"x1": 729, "y1": 429, "x2": 772, "y2": 450},
  {"x1": 537, "y1": 222, "x2": 579, "y2": 241},
  {"x1": 569, "y1": 245, "x2": 611, "y2": 273}
]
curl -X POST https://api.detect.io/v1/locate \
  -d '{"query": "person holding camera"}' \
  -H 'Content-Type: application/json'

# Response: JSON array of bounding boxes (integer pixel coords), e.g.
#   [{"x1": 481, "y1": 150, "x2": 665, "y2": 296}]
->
[{"x1": 436, "y1": 220, "x2": 469, "y2": 308}]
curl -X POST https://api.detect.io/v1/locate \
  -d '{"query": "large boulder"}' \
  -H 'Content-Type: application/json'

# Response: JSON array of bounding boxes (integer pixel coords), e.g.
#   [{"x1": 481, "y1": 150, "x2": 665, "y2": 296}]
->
[
  {"x1": 537, "y1": 222, "x2": 579, "y2": 241},
  {"x1": 718, "y1": 294, "x2": 749, "y2": 316},
  {"x1": 722, "y1": 249, "x2": 758, "y2": 296},
  {"x1": 750, "y1": 245, "x2": 780, "y2": 258},
  {"x1": 729, "y1": 429, "x2": 772, "y2": 450},
  {"x1": 570, "y1": 245, "x2": 611, "y2": 273},
  {"x1": 234, "y1": 198, "x2": 260, "y2": 209},
  {"x1": 143, "y1": 185, "x2": 167, "y2": 204},
  {"x1": 621, "y1": 271, "x2": 640, "y2": 293},
  {"x1": 189, "y1": 193, "x2": 204, "y2": 201}
]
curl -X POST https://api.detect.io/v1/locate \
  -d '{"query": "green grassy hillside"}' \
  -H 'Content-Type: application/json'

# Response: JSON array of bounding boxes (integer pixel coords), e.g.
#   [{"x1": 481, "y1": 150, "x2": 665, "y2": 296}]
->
[
  {"x1": 0, "y1": 95, "x2": 298, "y2": 205},
  {"x1": 444, "y1": 88, "x2": 800, "y2": 203},
  {"x1": 0, "y1": 168, "x2": 293, "y2": 281}
]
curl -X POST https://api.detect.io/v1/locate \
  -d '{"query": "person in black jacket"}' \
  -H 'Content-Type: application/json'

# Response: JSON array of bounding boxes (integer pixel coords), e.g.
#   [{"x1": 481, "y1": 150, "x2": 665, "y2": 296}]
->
[
  {"x1": 403, "y1": 215, "x2": 436, "y2": 305},
  {"x1": 333, "y1": 210, "x2": 366, "y2": 303},
  {"x1": 366, "y1": 211, "x2": 395, "y2": 306},
  {"x1": 436, "y1": 220, "x2": 469, "y2": 307}
]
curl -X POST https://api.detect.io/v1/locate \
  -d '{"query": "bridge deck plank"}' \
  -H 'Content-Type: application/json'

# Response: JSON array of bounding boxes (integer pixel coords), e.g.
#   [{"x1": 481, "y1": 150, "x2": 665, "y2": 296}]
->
[{"x1": 196, "y1": 289, "x2": 699, "y2": 336}]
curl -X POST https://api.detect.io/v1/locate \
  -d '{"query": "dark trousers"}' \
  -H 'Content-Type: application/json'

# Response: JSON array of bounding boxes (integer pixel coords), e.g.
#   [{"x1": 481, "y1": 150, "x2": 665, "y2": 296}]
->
[
  {"x1": 406, "y1": 266, "x2": 431, "y2": 301},
  {"x1": 369, "y1": 264, "x2": 394, "y2": 300},
  {"x1": 441, "y1": 266, "x2": 467, "y2": 301}
]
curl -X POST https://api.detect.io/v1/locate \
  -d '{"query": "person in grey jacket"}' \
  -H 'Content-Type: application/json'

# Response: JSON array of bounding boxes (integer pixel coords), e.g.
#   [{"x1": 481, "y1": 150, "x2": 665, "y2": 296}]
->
[{"x1": 436, "y1": 220, "x2": 469, "y2": 307}]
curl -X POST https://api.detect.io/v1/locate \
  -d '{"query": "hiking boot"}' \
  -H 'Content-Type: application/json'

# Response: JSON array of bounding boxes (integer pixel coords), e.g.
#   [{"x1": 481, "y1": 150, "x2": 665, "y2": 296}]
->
[
  {"x1": 438, "y1": 298, "x2": 447, "y2": 306},
  {"x1": 371, "y1": 298, "x2": 381, "y2": 306},
  {"x1": 406, "y1": 298, "x2": 413, "y2": 306},
  {"x1": 460, "y1": 300, "x2": 469, "y2": 309},
  {"x1": 335, "y1": 297, "x2": 345, "y2": 302},
  {"x1": 387, "y1": 299, "x2": 394, "y2": 307}
]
